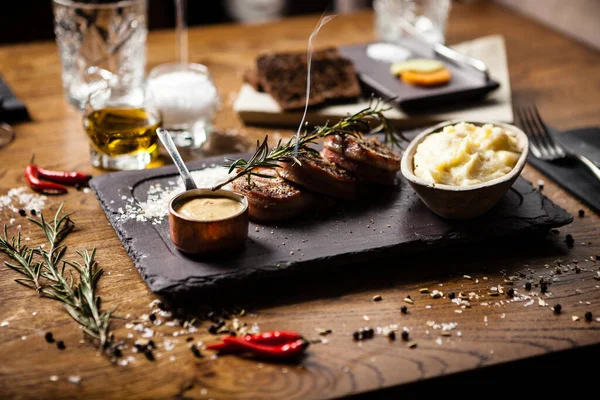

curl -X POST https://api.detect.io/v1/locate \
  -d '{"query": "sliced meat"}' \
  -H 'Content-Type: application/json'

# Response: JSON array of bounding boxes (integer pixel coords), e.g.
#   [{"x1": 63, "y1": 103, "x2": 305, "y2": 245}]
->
[
  {"x1": 324, "y1": 134, "x2": 401, "y2": 172},
  {"x1": 231, "y1": 167, "x2": 315, "y2": 222},
  {"x1": 321, "y1": 148, "x2": 397, "y2": 186},
  {"x1": 277, "y1": 154, "x2": 356, "y2": 200}
]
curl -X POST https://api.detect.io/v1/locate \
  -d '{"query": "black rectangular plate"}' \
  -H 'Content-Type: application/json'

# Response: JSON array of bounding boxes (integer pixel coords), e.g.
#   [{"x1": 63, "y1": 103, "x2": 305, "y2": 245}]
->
[{"x1": 339, "y1": 42, "x2": 500, "y2": 112}]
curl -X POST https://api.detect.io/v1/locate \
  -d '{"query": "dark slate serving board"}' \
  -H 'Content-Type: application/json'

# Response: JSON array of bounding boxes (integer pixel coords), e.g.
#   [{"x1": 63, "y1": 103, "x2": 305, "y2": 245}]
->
[{"x1": 90, "y1": 151, "x2": 572, "y2": 298}]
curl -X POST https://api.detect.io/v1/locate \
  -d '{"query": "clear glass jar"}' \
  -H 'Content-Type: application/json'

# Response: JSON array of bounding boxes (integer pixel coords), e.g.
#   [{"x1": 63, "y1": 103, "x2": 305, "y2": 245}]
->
[
  {"x1": 52, "y1": 0, "x2": 148, "y2": 108},
  {"x1": 374, "y1": 0, "x2": 451, "y2": 45},
  {"x1": 147, "y1": 63, "x2": 219, "y2": 149}
]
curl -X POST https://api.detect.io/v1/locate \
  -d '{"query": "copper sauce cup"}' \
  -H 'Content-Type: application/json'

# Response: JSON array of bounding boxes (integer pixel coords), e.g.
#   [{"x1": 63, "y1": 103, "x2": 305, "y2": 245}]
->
[{"x1": 168, "y1": 189, "x2": 249, "y2": 255}]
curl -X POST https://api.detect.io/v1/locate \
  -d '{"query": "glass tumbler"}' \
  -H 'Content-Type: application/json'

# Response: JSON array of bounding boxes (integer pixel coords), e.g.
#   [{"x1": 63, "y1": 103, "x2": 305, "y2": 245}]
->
[
  {"x1": 52, "y1": 0, "x2": 147, "y2": 109},
  {"x1": 374, "y1": 0, "x2": 451, "y2": 45},
  {"x1": 83, "y1": 67, "x2": 161, "y2": 170},
  {"x1": 147, "y1": 63, "x2": 219, "y2": 149}
]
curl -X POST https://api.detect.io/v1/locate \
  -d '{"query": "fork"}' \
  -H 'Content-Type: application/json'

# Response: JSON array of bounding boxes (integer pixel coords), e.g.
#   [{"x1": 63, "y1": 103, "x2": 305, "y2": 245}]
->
[{"x1": 515, "y1": 105, "x2": 600, "y2": 181}]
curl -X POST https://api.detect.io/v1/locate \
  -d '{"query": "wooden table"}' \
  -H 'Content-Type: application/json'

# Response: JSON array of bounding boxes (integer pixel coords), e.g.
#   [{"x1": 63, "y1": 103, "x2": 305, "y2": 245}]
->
[{"x1": 1, "y1": 2, "x2": 600, "y2": 398}]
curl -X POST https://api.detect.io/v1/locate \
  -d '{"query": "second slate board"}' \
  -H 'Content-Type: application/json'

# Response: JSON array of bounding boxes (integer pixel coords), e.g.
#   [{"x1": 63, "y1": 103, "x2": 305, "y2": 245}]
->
[{"x1": 90, "y1": 154, "x2": 572, "y2": 298}]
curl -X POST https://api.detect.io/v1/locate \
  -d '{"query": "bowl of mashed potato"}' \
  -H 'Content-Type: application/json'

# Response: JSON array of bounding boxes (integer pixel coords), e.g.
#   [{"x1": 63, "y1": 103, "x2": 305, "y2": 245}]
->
[{"x1": 400, "y1": 120, "x2": 528, "y2": 219}]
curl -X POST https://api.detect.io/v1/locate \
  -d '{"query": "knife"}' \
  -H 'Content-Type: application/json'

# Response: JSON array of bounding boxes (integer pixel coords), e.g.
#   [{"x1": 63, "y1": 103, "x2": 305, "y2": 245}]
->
[{"x1": 396, "y1": 16, "x2": 490, "y2": 81}]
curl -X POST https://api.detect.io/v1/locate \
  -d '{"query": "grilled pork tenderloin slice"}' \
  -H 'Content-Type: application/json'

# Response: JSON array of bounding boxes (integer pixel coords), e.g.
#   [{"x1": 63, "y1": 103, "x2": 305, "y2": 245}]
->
[
  {"x1": 277, "y1": 154, "x2": 356, "y2": 200},
  {"x1": 231, "y1": 167, "x2": 315, "y2": 222},
  {"x1": 320, "y1": 148, "x2": 397, "y2": 186},
  {"x1": 324, "y1": 134, "x2": 401, "y2": 172}
]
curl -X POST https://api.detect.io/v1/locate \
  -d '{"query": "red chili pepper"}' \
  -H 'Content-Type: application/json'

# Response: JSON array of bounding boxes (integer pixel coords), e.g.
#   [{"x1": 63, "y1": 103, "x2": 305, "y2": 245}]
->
[
  {"x1": 220, "y1": 336, "x2": 309, "y2": 360},
  {"x1": 24, "y1": 164, "x2": 68, "y2": 195},
  {"x1": 36, "y1": 166, "x2": 91, "y2": 186},
  {"x1": 206, "y1": 331, "x2": 303, "y2": 352}
]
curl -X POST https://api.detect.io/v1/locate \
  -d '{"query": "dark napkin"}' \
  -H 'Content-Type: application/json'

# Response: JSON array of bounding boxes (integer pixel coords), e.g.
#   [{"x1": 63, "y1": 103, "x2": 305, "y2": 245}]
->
[
  {"x1": 527, "y1": 126, "x2": 600, "y2": 215},
  {"x1": 0, "y1": 74, "x2": 30, "y2": 123}
]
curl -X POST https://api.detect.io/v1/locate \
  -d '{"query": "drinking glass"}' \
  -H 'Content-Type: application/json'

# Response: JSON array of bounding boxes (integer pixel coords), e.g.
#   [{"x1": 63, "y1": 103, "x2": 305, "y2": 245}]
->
[
  {"x1": 52, "y1": 0, "x2": 147, "y2": 108},
  {"x1": 147, "y1": 63, "x2": 219, "y2": 149},
  {"x1": 83, "y1": 67, "x2": 161, "y2": 170},
  {"x1": 374, "y1": 0, "x2": 451, "y2": 44}
]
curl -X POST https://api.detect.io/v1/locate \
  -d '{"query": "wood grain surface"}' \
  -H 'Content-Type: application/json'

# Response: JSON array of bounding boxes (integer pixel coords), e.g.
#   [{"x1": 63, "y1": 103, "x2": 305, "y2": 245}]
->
[{"x1": 1, "y1": 2, "x2": 600, "y2": 399}]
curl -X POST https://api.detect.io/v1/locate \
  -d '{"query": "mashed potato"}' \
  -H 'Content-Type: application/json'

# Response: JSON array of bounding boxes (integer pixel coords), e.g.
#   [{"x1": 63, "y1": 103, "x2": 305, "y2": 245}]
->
[{"x1": 413, "y1": 122, "x2": 521, "y2": 186}]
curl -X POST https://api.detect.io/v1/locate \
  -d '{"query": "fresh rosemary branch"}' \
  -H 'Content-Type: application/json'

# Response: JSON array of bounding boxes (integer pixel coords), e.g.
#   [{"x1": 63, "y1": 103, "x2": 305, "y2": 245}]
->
[
  {"x1": 0, "y1": 226, "x2": 43, "y2": 292},
  {"x1": 211, "y1": 98, "x2": 405, "y2": 191},
  {"x1": 0, "y1": 204, "x2": 115, "y2": 351}
]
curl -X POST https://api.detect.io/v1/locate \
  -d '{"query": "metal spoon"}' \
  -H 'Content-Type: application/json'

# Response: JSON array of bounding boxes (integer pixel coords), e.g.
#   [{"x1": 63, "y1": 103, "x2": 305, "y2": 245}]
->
[{"x1": 157, "y1": 128, "x2": 197, "y2": 191}]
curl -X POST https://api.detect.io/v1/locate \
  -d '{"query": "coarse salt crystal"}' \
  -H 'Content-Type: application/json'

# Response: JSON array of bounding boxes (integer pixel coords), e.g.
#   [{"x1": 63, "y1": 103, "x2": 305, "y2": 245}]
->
[{"x1": 0, "y1": 187, "x2": 47, "y2": 214}]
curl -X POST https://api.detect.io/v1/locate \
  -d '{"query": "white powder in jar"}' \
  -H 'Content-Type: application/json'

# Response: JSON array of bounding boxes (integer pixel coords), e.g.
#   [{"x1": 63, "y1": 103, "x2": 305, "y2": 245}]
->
[{"x1": 147, "y1": 71, "x2": 218, "y2": 128}]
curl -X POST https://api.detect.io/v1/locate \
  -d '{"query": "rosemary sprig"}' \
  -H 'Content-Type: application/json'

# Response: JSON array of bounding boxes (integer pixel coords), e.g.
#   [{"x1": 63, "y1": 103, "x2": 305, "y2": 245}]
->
[
  {"x1": 212, "y1": 98, "x2": 405, "y2": 191},
  {"x1": 0, "y1": 204, "x2": 115, "y2": 352},
  {"x1": 0, "y1": 226, "x2": 43, "y2": 292}
]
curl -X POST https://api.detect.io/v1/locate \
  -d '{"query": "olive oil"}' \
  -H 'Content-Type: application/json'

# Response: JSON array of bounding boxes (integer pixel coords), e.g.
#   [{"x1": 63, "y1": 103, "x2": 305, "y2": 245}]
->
[{"x1": 84, "y1": 107, "x2": 160, "y2": 158}]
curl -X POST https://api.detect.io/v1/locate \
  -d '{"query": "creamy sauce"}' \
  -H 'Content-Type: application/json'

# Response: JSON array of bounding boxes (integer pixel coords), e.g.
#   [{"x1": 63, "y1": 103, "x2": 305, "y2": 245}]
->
[
  {"x1": 414, "y1": 122, "x2": 521, "y2": 186},
  {"x1": 175, "y1": 197, "x2": 244, "y2": 221}
]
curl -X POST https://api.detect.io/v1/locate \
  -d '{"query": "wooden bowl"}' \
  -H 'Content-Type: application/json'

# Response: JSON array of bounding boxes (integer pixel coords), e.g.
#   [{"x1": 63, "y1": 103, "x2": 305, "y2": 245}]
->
[
  {"x1": 400, "y1": 120, "x2": 529, "y2": 220},
  {"x1": 169, "y1": 189, "x2": 249, "y2": 254}
]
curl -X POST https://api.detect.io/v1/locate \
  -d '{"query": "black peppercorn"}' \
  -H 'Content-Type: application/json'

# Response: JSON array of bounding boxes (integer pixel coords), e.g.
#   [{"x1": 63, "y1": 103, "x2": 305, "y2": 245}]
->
[
  {"x1": 149, "y1": 313, "x2": 156, "y2": 322},
  {"x1": 448, "y1": 292, "x2": 456, "y2": 300},
  {"x1": 553, "y1": 304, "x2": 562, "y2": 314},
  {"x1": 44, "y1": 332, "x2": 54, "y2": 343},
  {"x1": 401, "y1": 331, "x2": 409, "y2": 341},
  {"x1": 30, "y1": 209, "x2": 36, "y2": 216},
  {"x1": 352, "y1": 331, "x2": 361, "y2": 341},
  {"x1": 56, "y1": 340, "x2": 66, "y2": 350},
  {"x1": 388, "y1": 331, "x2": 396, "y2": 340},
  {"x1": 148, "y1": 340, "x2": 156, "y2": 350},
  {"x1": 18, "y1": 209, "x2": 26, "y2": 217},
  {"x1": 585, "y1": 311, "x2": 593, "y2": 321},
  {"x1": 144, "y1": 349, "x2": 155, "y2": 361},
  {"x1": 566, "y1": 234, "x2": 574, "y2": 248},
  {"x1": 190, "y1": 344, "x2": 203, "y2": 358},
  {"x1": 507, "y1": 288, "x2": 514, "y2": 298},
  {"x1": 540, "y1": 283, "x2": 548, "y2": 293},
  {"x1": 362, "y1": 328, "x2": 374, "y2": 339},
  {"x1": 186, "y1": 337, "x2": 194, "y2": 342},
  {"x1": 525, "y1": 282, "x2": 532, "y2": 291},
  {"x1": 208, "y1": 325, "x2": 218, "y2": 334},
  {"x1": 113, "y1": 347, "x2": 122, "y2": 358},
  {"x1": 400, "y1": 306, "x2": 408, "y2": 314},
  {"x1": 578, "y1": 209, "x2": 585, "y2": 217}
]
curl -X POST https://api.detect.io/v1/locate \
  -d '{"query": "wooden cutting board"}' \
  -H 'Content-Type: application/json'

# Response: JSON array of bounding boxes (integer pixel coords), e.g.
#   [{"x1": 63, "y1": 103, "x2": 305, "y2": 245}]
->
[{"x1": 89, "y1": 152, "x2": 572, "y2": 299}]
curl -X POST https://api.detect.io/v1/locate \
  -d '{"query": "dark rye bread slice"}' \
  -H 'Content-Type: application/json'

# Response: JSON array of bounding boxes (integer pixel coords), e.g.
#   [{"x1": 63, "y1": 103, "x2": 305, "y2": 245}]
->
[{"x1": 254, "y1": 47, "x2": 362, "y2": 110}]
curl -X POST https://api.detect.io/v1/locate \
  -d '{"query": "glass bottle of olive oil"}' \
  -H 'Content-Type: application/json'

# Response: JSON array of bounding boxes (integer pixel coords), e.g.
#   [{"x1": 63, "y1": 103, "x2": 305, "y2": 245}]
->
[
  {"x1": 82, "y1": 68, "x2": 162, "y2": 170},
  {"x1": 84, "y1": 107, "x2": 160, "y2": 159}
]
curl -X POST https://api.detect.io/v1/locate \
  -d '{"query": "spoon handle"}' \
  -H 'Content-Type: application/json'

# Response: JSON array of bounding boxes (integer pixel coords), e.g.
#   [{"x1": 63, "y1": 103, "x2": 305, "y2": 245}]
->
[{"x1": 157, "y1": 128, "x2": 197, "y2": 191}]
